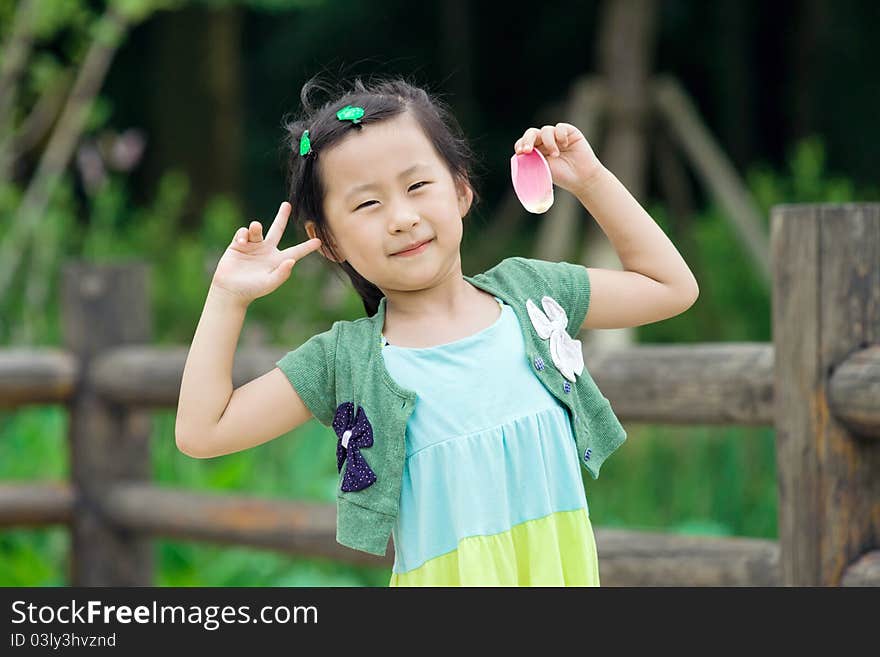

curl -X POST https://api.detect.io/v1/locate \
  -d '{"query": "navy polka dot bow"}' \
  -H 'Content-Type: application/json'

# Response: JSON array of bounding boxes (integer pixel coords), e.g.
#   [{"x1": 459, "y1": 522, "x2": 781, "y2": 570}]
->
[{"x1": 333, "y1": 402, "x2": 377, "y2": 492}]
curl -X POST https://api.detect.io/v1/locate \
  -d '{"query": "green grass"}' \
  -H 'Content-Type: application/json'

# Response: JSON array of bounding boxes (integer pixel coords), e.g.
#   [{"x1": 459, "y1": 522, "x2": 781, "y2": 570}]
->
[
  {"x1": 0, "y1": 404, "x2": 777, "y2": 586},
  {"x1": 0, "y1": 407, "x2": 391, "y2": 586},
  {"x1": 586, "y1": 423, "x2": 777, "y2": 539}
]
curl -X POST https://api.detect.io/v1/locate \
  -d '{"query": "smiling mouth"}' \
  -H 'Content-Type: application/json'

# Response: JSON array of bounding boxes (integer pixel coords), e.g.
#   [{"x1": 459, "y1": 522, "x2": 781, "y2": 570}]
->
[{"x1": 392, "y1": 238, "x2": 433, "y2": 256}]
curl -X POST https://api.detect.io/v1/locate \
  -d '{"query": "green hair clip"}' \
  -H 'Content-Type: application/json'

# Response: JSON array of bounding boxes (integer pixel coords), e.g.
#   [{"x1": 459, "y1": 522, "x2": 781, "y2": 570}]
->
[
  {"x1": 299, "y1": 130, "x2": 311, "y2": 157},
  {"x1": 336, "y1": 105, "x2": 365, "y2": 123}
]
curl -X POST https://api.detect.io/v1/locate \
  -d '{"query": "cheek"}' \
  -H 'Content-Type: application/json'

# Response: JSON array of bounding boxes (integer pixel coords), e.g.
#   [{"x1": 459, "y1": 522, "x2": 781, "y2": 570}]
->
[
  {"x1": 342, "y1": 224, "x2": 385, "y2": 263},
  {"x1": 425, "y1": 192, "x2": 459, "y2": 219}
]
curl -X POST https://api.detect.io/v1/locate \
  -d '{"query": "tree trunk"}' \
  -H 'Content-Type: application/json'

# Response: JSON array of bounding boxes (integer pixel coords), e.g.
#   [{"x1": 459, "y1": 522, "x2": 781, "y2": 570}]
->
[
  {"x1": 440, "y1": 0, "x2": 477, "y2": 132},
  {"x1": 790, "y1": 0, "x2": 828, "y2": 141},
  {"x1": 583, "y1": 0, "x2": 658, "y2": 349},
  {"x1": 146, "y1": 6, "x2": 243, "y2": 226},
  {"x1": 715, "y1": 0, "x2": 752, "y2": 169}
]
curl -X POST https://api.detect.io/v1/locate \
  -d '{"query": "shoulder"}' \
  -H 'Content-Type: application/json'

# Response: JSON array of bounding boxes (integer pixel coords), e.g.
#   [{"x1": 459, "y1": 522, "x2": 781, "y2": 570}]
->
[
  {"x1": 469, "y1": 256, "x2": 537, "y2": 290},
  {"x1": 476, "y1": 256, "x2": 591, "y2": 337},
  {"x1": 278, "y1": 313, "x2": 379, "y2": 368},
  {"x1": 505, "y1": 256, "x2": 587, "y2": 282},
  {"x1": 478, "y1": 256, "x2": 589, "y2": 298},
  {"x1": 274, "y1": 312, "x2": 381, "y2": 428}
]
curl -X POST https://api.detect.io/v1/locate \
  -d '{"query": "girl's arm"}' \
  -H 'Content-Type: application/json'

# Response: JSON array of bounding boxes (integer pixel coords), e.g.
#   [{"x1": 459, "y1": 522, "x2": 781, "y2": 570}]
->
[
  {"x1": 175, "y1": 283, "x2": 314, "y2": 458},
  {"x1": 515, "y1": 124, "x2": 699, "y2": 330},
  {"x1": 175, "y1": 284, "x2": 243, "y2": 449},
  {"x1": 175, "y1": 204, "x2": 323, "y2": 458},
  {"x1": 574, "y1": 165, "x2": 700, "y2": 330}
]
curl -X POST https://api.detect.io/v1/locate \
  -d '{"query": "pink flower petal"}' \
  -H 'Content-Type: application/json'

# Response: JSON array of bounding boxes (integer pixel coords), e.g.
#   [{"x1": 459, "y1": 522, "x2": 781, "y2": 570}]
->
[{"x1": 511, "y1": 149, "x2": 554, "y2": 214}]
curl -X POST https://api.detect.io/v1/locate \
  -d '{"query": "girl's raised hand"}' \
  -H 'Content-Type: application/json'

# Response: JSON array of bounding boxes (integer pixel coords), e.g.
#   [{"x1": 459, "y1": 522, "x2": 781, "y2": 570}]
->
[
  {"x1": 513, "y1": 123, "x2": 603, "y2": 195},
  {"x1": 211, "y1": 201, "x2": 322, "y2": 304}
]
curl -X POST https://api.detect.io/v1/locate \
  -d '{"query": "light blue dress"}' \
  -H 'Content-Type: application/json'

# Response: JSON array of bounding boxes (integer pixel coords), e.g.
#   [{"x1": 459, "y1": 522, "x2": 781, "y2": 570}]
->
[{"x1": 381, "y1": 295, "x2": 600, "y2": 586}]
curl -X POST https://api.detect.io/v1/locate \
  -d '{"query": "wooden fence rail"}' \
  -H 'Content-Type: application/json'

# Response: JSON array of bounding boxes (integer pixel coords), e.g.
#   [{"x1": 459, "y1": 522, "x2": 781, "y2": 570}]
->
[
  {"x1": 3, "y1": 342, "x2": 879, "y2": 432},
  {"x1": 1, "y1": 203, "x2": 878, "y2": 586}
]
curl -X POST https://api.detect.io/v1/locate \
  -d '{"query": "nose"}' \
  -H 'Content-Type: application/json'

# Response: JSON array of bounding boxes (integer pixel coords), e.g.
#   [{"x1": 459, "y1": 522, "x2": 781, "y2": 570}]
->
[{"x1": 387, "y1": 197, "x2": 420, "y2": 233}]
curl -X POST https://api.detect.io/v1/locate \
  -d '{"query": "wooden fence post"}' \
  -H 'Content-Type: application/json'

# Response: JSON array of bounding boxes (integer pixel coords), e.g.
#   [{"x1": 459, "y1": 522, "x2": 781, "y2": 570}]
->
[
  {"x1": 61, "y1": 262, "x2": 154, "y2": 585},
  {"x1": 771, "y1": 203, "x2": 880, "y2": 586}
]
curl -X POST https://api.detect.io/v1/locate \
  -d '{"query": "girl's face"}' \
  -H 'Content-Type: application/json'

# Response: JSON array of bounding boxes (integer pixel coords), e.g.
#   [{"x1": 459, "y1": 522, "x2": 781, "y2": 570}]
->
[{"x1": 306, "y1": 111, "x2": 473, "y2": 294}]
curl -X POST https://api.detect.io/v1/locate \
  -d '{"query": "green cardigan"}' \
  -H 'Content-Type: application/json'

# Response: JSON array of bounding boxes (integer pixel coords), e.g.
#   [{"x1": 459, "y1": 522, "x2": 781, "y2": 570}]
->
[{"x1": 276, "y1": 256, "x2": 627, "y2": 556}]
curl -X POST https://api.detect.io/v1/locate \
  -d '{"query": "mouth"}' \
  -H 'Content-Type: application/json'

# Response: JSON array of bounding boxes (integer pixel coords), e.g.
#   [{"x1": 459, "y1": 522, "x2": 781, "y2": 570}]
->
[{"x1": 391, "y1": 238, "x2": 433, "y2": 256}]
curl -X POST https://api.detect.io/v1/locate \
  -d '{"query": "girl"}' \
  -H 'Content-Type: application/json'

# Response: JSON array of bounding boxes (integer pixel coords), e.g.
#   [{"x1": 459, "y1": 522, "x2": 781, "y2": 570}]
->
[{"x1": 175, "y1": 76, "x2": 699, "y2": 587}]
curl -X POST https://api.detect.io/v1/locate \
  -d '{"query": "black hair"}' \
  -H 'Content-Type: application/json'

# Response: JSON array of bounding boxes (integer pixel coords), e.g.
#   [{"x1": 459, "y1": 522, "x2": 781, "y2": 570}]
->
[{"x1": 280, "y1": 74, "x2": 481, "y2": 317}]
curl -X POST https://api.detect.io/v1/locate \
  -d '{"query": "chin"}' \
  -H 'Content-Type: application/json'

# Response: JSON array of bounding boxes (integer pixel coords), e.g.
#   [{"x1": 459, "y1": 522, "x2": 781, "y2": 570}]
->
[{"x1": 388, "y1": 259, "x2": 441, "y2": 285}]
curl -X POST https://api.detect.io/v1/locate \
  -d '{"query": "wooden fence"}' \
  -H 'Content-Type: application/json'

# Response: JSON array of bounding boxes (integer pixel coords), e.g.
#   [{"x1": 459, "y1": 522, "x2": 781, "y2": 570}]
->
[{"x1": 1, "y1": 203, "x2": 878, "y2": 586}]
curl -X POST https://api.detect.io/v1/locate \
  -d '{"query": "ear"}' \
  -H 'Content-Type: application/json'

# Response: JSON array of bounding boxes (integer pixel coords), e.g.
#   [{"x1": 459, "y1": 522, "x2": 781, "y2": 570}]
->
[
  {"x1": 456, "y1": 177, "x2": 474, "y2": 219},
  {"x1": 305, "y1": 220, "x2": 344, "y2": 262}
]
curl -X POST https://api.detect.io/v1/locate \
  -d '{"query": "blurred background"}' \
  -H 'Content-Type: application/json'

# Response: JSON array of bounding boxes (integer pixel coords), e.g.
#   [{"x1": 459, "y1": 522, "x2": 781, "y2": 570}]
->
[{"x1": 1, "y1": 0, "x2": 878, "y2": 586}]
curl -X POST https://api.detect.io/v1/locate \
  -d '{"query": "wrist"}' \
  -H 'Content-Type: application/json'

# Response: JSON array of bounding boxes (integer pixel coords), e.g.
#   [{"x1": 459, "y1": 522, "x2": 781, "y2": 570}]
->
[
  {"x1": 572, "y1": 163, "x2": 609, "y2": 201},
  {"x1": 208, "y1": 281, "x2": 251, "y2": 311}
]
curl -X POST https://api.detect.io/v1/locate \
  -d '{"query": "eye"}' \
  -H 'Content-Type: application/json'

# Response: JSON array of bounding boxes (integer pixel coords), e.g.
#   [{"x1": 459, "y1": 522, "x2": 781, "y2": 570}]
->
[{"x1": 354, "y1": 182, "x2": 430, "y2": 211}]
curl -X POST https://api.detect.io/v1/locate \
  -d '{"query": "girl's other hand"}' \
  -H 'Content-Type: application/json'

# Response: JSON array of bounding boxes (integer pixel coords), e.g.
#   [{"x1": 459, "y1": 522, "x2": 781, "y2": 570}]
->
[
  {"x1": 210, "y1": 201, "x2": 322, "y2": 304},
  {"x1": 513, "y1": 123, "x2": 604, "y2": 195}
]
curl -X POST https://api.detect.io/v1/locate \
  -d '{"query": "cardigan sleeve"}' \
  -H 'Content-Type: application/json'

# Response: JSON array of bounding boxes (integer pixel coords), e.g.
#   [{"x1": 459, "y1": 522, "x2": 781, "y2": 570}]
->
[
  {"x1": 275, "y1": 322, "x2": 339, "y2": 428},
  {"x1": 514, "y1": 257, "x2": 591, "y2": 337}
]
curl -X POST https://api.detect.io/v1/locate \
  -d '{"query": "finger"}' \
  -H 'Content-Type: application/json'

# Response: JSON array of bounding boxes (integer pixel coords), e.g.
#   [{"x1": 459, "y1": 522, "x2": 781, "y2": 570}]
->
[
  {"x1": 265, "y1": 201, "x2": 291, "y2": 245},
  {"x1": 556, "y1": 122, "x2": 584, "y2": 148},
  {"x1": 519, "y1": 127, "x2": 541, "y2": 153},
  {"x1": 248, "y1": 220, "x2": 263, "y2": 242},
  {"x1": 233, "y1": 226, "x2": 249, "y2": 246},
  {"x1": 555, "y1": 122, "x2": 571, "y2": 149},
  {"x1": 540, "y1": 125, "x2": 559, "y2": 157},
  {"x1": 281, "y1": 237, "x2": 323, "y2": 263}
]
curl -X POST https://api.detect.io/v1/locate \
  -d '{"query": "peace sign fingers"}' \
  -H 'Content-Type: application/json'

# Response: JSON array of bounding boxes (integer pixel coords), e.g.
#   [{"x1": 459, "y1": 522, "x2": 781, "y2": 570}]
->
[{"x1": 264, "y1": 201, "x2": 292, "y2": 246}]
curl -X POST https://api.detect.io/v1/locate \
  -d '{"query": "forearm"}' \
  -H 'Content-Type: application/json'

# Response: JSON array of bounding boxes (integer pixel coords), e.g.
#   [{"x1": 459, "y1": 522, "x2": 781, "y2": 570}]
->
[
  {"x1": 573, "y1": 165, "x2": 698, "y2": 293},
  {"x1": 175, "y1": 283, "x2": 249, "y2": 445}
]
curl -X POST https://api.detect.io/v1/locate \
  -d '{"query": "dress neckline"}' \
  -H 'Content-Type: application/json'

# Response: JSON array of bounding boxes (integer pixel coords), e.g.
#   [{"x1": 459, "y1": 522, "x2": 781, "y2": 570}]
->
[{"x1": 382, "y1": 296, "x2": 505, "y2": 350}]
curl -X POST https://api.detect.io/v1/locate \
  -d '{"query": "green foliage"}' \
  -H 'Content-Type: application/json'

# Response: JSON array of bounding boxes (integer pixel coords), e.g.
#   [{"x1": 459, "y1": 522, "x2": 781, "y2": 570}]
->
[
  {"x1": 637, "y1": 136, "x2": 878, "y2": 346},
  {"x1": 194, "y1": 0, "x2": 326, "y2": 10},
  {"x1": 589, "y1": 423, "x2": 778, "y2": 540},
  {"x1": 748, "y1": 135, "x2": 877, "y2": 210},
  {"x1": 0, "y1": 135, "x2": 369, "y2": 585},
  {"x1": 0, "y1": 406, "x2": 70, "y2": 587},
  {"x1": 25, "y1": 52, "x2": 67, "y2": 99},
  {"x1": 0, "y1": 529, "x2": 69, "y2": 587},
  {"x1": 148, "y1": 410, "x2": 390, "y2": 586},
  {"x1": 30, "y1": 0, "x2": 93, "y2": 41},
  {"x1": 112, "y1": 0, "x2": 184, "y2": 24},
  {"x1": 0, "y1": 404, "x2": 392, "y2": 586}
]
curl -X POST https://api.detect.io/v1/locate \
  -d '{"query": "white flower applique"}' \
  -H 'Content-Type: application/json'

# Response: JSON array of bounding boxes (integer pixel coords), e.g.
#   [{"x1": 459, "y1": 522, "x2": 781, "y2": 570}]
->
[{"x1": 526, "y1": 295, "x2": 585, "y2": 383}]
